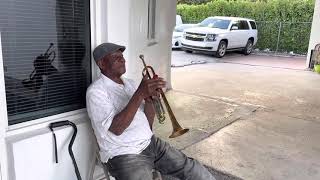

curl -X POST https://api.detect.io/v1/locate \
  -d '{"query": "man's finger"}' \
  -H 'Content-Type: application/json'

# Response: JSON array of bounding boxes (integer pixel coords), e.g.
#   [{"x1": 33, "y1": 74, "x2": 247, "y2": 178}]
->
[
  {"x1": 149, "y1": 83, "x2": 165, "y2": 90},
  {"x1": 151, "y1": 91, "x2": 161, "y2": 97},
  {"x1": 148, "y1": 83, "x2": 160, "y2": 91},
  {"x1": 153, "y1": 78, "x2": 166, "y2": 84},
  {"x1": 142, "y1": 74, "x2": 149, "y2": 80}
]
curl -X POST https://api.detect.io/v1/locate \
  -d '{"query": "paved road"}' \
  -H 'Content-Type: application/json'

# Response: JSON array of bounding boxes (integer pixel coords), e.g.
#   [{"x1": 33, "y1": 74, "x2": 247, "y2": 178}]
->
[{"x1": 171, "y1": 50, "x2": 218, "y2": 67}]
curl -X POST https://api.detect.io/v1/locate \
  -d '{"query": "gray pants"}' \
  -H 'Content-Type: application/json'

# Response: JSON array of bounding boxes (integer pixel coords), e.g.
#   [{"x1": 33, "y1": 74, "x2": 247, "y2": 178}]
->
[{"x1": 107, "y1": 136, "x2": 215, "y2": 180}]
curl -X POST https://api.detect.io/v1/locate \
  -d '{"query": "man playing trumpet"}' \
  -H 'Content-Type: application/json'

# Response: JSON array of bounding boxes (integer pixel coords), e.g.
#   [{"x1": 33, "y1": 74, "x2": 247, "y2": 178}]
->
[{"x1": 86, "y1": 42, "x2": 215, "y2": 180}]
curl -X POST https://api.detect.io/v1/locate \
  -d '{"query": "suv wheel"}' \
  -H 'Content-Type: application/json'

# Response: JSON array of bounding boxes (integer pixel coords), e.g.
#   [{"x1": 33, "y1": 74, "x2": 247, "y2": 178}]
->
[
  {"x1": 216, "y1": 41, "x2": 227, "y2": 58},
  {"x1": 243, "y1": 39, "x2": 253, "y2": 55}
]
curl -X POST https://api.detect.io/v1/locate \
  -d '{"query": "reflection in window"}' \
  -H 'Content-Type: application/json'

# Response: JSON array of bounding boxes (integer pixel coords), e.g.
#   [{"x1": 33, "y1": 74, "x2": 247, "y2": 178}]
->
[{"x1": 0, "y1": 0, "x2": 91, "y2": 125}]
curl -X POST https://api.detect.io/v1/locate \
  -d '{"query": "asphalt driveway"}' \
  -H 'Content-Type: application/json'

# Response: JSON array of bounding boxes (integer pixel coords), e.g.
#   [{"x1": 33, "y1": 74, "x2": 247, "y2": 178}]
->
[{"x1": 171, "y1": 50, "x2": 307, "y2": 70}]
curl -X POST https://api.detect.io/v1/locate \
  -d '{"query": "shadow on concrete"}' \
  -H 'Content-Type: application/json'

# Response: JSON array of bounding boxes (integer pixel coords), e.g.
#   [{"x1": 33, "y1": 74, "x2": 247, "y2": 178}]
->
[
  {"x1": 204, "y1": 165, "x2": 244, "y2": 180},
  {"x1": 161, "y1": 165, "x2": 243, "y2": 180}
]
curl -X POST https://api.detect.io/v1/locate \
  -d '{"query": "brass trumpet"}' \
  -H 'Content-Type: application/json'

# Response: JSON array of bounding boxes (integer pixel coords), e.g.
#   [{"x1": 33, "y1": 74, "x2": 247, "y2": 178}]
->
[{"x1": 139, "y1": 55, "x2": 189, "y2": 138}]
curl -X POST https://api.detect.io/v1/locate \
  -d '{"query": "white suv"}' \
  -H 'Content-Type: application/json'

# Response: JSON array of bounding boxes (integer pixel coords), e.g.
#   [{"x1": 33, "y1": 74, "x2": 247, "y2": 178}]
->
[{"x1": 181, "y1": 16, "x2": 258, "y2": 58}]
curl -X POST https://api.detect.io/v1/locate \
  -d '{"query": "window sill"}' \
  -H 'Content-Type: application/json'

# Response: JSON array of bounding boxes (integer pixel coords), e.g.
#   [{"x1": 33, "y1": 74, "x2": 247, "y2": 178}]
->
[{"x1": 6, "y1": 109, "x2": 89, "y2": 139}]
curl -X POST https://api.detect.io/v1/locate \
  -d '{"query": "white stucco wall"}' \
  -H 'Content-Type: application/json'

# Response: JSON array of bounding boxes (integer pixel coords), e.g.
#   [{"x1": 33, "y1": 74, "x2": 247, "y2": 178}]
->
[
  {"x1": 307, "y1": 0, "x2": 320, "y2": 67},
  {"x1": 6, "y1": 118, "x2": 95, "y2": 180},
  {"x1": 106, "y1": 0, "x2": 176, "y2": 89}
]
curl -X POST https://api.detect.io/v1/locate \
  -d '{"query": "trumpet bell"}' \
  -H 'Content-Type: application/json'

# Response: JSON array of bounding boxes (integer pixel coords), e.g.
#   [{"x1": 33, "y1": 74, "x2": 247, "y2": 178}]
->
[{"x1": 169, "y1": 128, "x2": 189, "y2": 138}]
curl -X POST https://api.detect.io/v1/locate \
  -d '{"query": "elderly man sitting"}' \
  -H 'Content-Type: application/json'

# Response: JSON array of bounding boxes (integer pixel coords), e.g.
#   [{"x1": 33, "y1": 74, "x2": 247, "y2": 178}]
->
[{"x1": 86, "y1": 42, "x2": 215, "y2": 180}]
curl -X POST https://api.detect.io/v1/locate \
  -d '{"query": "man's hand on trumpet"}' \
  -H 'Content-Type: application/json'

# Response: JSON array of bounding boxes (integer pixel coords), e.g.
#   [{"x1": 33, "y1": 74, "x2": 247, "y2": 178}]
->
[
  {"x1": 137, "y1": 74, "x2": 166, "y2": 101},
  {"x1": 137, "y1": 74, "x2": 165, "y2": 129}
]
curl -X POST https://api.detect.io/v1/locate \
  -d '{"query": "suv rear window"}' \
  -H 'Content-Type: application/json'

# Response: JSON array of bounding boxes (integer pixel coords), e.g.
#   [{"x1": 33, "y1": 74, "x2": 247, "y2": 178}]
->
[{"x1": 249, "y1": 21, "x2": 257, "y2": 29}]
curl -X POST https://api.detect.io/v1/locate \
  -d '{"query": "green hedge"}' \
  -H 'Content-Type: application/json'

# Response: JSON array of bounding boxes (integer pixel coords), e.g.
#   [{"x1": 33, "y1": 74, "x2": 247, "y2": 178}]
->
[{"x1": 177, "y1": 0, "x2": 315, "y2": 54}]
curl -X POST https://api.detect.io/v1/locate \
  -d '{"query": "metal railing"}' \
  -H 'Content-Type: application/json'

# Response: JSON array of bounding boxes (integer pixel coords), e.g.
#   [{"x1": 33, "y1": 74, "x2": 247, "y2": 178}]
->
[{"x1": 256, "y1": 21, "x2": 312, "y2": 55}]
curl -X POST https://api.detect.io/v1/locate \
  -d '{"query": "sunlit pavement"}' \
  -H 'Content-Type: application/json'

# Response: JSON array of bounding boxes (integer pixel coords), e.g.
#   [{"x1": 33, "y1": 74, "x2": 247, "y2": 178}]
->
[{"x1": 155, "y1": 51, "x2": 320, "y2": 180}]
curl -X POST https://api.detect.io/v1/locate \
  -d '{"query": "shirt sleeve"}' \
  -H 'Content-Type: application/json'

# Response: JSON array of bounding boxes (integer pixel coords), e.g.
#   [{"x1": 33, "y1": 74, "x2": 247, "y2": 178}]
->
[{"x1": 86, "y1": 89, "x2": 116, "y2": 138}]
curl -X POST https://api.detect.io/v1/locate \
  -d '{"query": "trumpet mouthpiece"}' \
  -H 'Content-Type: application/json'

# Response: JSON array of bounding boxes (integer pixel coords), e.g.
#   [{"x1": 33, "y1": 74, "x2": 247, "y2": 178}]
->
[{"x1": 139, "y1": 54, "x2": 144, "y2": 59}]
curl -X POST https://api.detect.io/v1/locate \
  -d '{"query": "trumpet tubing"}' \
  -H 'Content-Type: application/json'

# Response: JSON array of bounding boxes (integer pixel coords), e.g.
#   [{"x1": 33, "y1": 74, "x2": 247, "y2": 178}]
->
[
  {"x1": 139, "y1": 54, "x2": 189, "y2": 138},
  {"x1": 153, "y1": 98, "x2": 165, "y2": 124}
]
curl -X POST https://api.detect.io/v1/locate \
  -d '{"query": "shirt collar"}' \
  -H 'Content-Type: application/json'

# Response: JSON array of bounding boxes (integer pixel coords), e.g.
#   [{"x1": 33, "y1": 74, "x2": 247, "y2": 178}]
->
[{"x1": 101, "y1": 74, "x2": 126, "y2": 88}]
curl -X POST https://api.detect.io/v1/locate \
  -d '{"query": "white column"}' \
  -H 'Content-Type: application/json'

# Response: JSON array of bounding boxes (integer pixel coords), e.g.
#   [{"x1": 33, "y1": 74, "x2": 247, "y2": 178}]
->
[
  {"x1": 307, "y1": 0, "x2": 320, "y2": 68},
  {"x1": 105, "y1": 0, "x2": 176, "y2": 88},
  {"x1": 91, "y1": 0, "x2": 109, "y2": 81}
]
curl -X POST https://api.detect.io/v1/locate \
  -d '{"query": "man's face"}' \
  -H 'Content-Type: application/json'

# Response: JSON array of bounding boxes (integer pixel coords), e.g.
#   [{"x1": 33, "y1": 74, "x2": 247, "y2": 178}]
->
[{"x1": 99, "y1": 50, "x2": 126, "y2": 76}]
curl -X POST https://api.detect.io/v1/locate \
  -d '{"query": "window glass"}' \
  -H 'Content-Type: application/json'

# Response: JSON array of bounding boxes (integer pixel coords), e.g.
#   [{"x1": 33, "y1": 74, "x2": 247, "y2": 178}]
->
[
  {"x1": 249, "y1": 21, "x2": 257, "y2": 29},
  {"x1": 231, "y1": 21, "x2": 240, "y2": 30},
  {"x1": 239, "y1": 21, "x2": 250, "y2": 30},
  {"x1": 0, "y1": 0, "x2": 91, "y2": 125},
  {"x1": 200, "y1": 18, "x2": 231, "y2": 30},
  {"x1": 174, "y1": 24, "x2": 196, "y2": 32}
]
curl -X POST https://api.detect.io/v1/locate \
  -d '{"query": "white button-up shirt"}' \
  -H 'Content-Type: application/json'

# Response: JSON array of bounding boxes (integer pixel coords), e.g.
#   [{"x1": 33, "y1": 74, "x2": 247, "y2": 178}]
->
[{"x1": 86, "y1": 74, "x2": 153, "y2": 162}]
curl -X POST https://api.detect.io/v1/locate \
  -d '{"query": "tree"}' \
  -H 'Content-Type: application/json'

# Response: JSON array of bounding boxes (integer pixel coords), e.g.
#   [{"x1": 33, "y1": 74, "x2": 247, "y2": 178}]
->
[{"x1": 177, "y1": 0, "x2": 210, "y2": 4}]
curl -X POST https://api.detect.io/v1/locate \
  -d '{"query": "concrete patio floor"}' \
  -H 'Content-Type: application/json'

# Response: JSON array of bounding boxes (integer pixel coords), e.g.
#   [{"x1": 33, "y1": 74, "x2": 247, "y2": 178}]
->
[{"x1": 155, "y1": 55, "x2": 320, "y2": 180}]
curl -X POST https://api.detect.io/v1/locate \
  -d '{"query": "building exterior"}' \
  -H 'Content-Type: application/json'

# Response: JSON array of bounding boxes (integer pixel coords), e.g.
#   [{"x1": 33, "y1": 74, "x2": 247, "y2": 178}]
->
[{"x1": 0, "y1": 0, "x2": 175, "y2": 179}]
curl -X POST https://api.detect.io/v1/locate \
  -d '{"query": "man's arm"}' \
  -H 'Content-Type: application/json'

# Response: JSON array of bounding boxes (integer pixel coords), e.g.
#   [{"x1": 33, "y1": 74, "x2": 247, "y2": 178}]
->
[
  {"x1": 108, "y1": 91, "x2": 144, "y2": 135},
  {"x1": 144, "y1": 98, "x2": 155, "y2": 130},
  {"x1": 108, "y1": 78, "x2": 165, "y2": 136}
]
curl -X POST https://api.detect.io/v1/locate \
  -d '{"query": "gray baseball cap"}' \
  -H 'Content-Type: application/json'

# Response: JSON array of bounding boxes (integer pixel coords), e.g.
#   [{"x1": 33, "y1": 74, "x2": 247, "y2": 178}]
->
[{"x1": 93, "y1": 43, "x2": 126, "y2": 62}]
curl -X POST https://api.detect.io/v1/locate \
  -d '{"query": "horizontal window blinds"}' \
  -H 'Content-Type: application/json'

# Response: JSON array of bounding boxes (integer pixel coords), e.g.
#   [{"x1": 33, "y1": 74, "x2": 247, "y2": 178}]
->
[{"x1": 0, "y1": 0, "x2": 91, "y2": 125}]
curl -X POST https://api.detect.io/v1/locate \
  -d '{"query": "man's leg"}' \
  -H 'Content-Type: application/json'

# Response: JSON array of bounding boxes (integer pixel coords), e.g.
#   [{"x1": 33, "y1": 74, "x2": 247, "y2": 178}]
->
[
  {"x1": 145, "y1": 136, "x2": 216, "y2": 180},
  {"x1": 107, "y1": 154, "x2": 154, "y2": 180}
]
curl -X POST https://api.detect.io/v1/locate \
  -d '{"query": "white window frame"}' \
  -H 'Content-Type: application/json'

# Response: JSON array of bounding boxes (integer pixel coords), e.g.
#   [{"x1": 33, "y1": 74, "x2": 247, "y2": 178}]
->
[
  {"x1": 0, "y1": 31, "x2": 9, "y2": 180},
  {"x1": 0, "y1": 0, "x2": 103, "y2": 177},
  {"x1": 0, "y1": 165, "x2": 2, "y2": 180},
  {"x1": 0, "y1": 32, "x2": 89, "y2": 176},
  {"x1": 0, "y1": 4, "x2": 94, "y2": 130}
]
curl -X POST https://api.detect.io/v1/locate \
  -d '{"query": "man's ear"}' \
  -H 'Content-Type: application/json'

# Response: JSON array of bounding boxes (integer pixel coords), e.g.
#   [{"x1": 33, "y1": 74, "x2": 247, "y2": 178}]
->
[{"x1": 96, "y1": 59, "x2": 103, "y2": 69}]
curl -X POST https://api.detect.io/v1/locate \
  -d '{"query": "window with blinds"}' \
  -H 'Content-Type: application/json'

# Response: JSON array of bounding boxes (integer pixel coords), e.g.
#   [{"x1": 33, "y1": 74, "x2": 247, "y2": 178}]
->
[{"x1": 0, "y1": 0, "x2": 91, "y2": 125}]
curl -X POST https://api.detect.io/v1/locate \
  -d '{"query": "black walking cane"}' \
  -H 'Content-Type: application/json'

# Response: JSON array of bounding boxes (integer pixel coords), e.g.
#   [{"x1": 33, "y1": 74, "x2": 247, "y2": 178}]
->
[{"x1": 49, "y1": 121, "x2": 82, "y2": 180}]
